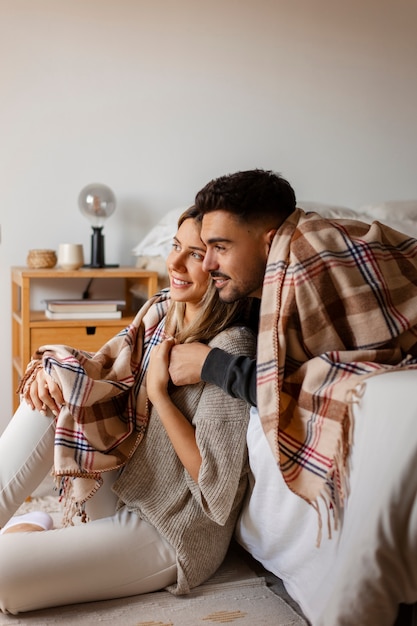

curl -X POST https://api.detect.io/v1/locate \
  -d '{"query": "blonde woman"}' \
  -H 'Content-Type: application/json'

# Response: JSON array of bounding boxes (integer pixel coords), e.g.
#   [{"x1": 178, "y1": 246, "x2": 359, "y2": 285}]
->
[{"x1": 0, "y1": 207, "x2": 256, "y2": 614}]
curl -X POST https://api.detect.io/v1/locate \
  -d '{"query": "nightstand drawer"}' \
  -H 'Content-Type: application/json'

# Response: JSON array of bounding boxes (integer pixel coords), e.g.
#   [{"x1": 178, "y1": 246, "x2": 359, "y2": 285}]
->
[{"x1": 31, "y1": 324, "x2": 128, "y2": 354}]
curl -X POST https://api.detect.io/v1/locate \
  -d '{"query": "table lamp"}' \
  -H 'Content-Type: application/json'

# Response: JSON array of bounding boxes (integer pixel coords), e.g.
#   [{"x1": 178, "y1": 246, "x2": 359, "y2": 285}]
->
[{"x1": 78, "y1": 183, "x2": 118, "y2": 268}]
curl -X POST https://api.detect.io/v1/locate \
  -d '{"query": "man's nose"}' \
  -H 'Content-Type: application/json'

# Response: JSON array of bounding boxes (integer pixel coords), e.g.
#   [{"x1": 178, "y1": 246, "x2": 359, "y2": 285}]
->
[{"x1": 202, "y1": 250, "x2": 216, "y2": 272}]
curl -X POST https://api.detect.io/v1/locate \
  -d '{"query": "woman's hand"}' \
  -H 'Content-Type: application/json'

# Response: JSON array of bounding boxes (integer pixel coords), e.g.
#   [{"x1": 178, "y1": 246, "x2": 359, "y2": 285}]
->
[
  {"x1": 146, "y1": 338, "x2": 175, "y2": 406},
  {"x1": 23, "y1": 367, "x2": 64, "y2": 417},
  {"x1": 147, "y1": 337, "x2": 202, "y2": 481}
]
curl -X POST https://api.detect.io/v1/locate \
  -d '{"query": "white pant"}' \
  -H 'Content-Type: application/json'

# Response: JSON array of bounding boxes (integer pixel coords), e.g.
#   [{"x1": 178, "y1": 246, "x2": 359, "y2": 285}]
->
[
  {"x1": 236, "y1": 370, "x2": 417, "y2": 626},
  {"x1": 0, "y1": 402, "x2": 177, "y2": 614}
]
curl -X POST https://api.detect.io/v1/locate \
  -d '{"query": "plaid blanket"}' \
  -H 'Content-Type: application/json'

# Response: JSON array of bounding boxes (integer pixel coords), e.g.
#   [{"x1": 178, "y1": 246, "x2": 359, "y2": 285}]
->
[
  {"x1": 20, "y1": 290, "x2": 171, "y2": 518},
  {"x1": 257, "y1": 208, "x2": 417, "y2": 524}
]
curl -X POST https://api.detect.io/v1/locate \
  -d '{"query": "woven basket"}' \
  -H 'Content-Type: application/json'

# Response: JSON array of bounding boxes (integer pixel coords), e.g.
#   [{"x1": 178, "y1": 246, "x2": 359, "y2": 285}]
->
[{"x1": 27, "y1": 249, "x2": 57, "y2": 269}]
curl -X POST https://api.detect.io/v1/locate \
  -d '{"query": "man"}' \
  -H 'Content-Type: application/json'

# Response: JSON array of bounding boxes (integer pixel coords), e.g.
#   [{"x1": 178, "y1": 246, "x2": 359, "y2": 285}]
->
[{"x1": 169, "y1": 169, "x2": 417, "y2": 625}]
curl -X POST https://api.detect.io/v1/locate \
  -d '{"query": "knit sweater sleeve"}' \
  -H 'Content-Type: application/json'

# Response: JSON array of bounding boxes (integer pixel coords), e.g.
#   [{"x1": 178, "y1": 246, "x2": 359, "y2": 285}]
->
[{"x1": 186, "y1": 326, "x2": 256, "y2": 526}]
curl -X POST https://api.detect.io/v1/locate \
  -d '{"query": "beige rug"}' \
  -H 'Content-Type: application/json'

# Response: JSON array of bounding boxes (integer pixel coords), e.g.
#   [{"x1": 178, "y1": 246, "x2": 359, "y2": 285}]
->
[{"x1": 0, "y1": 496, "x2": 307, "y2": 626}]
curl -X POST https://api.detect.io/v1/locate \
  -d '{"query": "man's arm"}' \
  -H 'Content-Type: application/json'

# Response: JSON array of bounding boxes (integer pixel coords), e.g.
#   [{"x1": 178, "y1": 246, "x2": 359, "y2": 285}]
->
[
  {"x1": 169, "y1": 343, "x2": 257, "y2": 406},
  {"x1": 202, "y1": 348, "x2": 257, "y2": 406}
]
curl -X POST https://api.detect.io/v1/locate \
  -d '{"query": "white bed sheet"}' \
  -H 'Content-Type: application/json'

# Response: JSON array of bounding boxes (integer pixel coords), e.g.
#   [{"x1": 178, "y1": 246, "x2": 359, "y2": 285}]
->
[{"x1": 236, "y1": 370, "x2": 417, "y2": 624}]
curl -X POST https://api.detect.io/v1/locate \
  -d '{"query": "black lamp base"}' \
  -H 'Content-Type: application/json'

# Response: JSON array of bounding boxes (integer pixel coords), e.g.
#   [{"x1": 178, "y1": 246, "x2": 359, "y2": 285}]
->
[{"x1": 84, "y1": 226, "x2": 119, "y2": 268}]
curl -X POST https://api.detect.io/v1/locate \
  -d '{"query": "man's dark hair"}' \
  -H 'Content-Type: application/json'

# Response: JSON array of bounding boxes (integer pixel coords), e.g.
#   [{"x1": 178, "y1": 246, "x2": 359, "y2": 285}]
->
[{"x1": 194, "y1": 169, "x2": 296, "y2": 227}]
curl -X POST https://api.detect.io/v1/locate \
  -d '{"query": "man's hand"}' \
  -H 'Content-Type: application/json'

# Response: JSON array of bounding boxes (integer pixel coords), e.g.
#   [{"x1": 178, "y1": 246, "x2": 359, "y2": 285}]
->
[{"x1": 169, "y1": 343, "x2": 211, "y2": 386}]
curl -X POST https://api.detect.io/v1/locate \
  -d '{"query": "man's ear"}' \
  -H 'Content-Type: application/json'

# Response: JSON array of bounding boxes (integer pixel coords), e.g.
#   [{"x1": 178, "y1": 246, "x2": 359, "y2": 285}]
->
[{"x1": 264, "y1": 228, "x2": 277, "y2": 252}]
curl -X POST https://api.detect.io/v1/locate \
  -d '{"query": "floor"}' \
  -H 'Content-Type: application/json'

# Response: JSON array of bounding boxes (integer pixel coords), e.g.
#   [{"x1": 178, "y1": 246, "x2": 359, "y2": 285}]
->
[{"x1": 26, "y1": 479, "x2": 417, "y2": 625}]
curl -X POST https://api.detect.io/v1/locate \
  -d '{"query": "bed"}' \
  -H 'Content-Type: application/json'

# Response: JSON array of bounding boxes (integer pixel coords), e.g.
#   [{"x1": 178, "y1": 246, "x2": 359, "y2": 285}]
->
[{"x1": 132, "y1": 199, "x2": 417, "y2": 624}]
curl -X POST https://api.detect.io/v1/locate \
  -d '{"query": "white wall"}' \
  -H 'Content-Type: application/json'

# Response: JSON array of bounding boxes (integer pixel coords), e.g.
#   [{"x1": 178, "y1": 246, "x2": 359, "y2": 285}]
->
[{"x1": 1, "y1": 0, "x2": 416, "y2": 429}]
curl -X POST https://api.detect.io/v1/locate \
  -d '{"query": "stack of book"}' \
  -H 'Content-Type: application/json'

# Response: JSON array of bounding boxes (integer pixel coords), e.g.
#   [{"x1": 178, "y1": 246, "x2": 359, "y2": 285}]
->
[{"x1": 44, "y1": 299, "x2": 126, "y2": 320}]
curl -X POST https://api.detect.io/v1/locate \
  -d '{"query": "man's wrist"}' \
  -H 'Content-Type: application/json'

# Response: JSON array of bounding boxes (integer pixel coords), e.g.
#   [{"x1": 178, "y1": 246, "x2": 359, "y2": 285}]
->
[{"x1": 201, "y1": 348, "x2": 232, "y2": 385}]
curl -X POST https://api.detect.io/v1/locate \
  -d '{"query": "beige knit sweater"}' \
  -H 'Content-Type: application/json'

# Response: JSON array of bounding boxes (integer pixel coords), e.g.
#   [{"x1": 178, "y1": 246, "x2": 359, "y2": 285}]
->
[{"x1": 112, "y1": 325, "x2": 256, "y2": 594}]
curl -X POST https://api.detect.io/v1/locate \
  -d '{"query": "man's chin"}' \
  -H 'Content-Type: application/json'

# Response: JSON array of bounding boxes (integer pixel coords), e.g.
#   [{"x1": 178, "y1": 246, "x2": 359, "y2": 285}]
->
[{"x1": 216, "y1": 287, "x2": 239, "y2": 304}]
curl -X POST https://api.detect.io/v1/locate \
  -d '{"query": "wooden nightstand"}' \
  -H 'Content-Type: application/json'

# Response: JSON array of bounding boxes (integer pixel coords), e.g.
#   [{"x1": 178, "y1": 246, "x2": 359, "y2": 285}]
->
[{"x1": 11, "y1": 266, "x2": 159, "y2": 411}]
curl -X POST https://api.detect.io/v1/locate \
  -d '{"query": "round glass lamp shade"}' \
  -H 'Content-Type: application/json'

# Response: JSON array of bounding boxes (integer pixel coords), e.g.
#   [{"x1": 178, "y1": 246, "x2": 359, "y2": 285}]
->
[{"x1": 78, "y1": 183, "x2": 116, "y2": 228}]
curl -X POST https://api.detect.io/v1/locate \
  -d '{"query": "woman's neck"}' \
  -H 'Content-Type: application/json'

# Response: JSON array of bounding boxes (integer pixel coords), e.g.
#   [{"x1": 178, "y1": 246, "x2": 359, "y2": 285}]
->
[
  {"x1": 183, "y1": 302, "x2": 199, "y2": 327},
  {"x1": 165, "y1": 301, "x2": 199, "y2": 340}
]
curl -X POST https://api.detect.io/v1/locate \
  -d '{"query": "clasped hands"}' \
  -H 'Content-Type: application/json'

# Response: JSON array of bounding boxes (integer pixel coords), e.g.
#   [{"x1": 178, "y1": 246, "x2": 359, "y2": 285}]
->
[{"x1": 23, "y1": 367, "x2": 64, "y2": 417}]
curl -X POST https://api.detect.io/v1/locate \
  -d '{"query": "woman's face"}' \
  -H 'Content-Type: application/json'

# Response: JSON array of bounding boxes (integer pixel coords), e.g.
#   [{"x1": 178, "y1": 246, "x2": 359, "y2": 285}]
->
[{"x1": 167, "y1": 218, "x2": 209, "y2": 305}]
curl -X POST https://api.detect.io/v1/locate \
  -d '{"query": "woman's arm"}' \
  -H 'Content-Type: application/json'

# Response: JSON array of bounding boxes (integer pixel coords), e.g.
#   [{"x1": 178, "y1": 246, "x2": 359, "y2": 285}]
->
[
  {"x1": 146, "y1": 338, "x2": 202, "y2": 482},
  {"x1": 188, "y1": 326, "x2": 256, "y2": 524},
  {"x1": 148, "y1": 327, "x2": 256, "y2": 524}
]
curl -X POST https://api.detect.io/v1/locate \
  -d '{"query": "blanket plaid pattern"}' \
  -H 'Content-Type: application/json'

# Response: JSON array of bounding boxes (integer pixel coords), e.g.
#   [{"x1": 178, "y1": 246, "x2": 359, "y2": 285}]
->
[
  {"x1": 257, "y1": 208, "x2": 417, "y2": 520},
  {"x1": 20, "y1": 290, "x2": 171, "y2": 516}
]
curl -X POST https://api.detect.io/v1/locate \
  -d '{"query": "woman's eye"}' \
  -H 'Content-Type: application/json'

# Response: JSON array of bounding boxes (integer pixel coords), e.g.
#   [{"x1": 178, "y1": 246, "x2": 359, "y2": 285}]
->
[
  {"x1": 191, "y1": 251, "x2": 204, "y2": 261},
  {"x1": 171, "y1": 242, "x2": 181, "y2": 251}
]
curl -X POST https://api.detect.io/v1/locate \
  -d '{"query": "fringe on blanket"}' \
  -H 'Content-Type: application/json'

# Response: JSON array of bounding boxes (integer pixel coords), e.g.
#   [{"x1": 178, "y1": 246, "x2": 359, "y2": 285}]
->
[{"x1": 57, "y1": 474, "x2": 102, "y2": 526}]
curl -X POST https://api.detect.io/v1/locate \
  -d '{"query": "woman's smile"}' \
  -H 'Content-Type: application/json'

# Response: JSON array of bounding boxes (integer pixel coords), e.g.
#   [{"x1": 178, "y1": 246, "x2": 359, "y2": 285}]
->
[{"x1": 171, "y1": 276, "x2": 193, "y2": 288}]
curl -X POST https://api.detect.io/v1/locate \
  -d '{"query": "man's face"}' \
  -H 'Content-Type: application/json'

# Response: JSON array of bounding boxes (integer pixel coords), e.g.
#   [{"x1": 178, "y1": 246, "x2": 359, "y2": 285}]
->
[{"x1": 201, "y1": 210, "x2": 272, "y2": 302}]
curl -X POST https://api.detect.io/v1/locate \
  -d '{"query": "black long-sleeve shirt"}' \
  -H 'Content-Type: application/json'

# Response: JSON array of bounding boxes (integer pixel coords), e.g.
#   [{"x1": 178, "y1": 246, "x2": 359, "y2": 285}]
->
[{"x1": 201, "y1": 347, "x2": 257, "y2": 407}]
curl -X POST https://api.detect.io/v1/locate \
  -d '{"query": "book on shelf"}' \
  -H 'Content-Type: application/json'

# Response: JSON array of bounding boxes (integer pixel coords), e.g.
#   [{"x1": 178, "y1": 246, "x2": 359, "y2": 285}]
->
[
  {"x1": 45, "y1": 309, "x2": 123, "y2": 320},
  {"x1": 44, "y1": 299, "x2": 126, "y2": 313}
]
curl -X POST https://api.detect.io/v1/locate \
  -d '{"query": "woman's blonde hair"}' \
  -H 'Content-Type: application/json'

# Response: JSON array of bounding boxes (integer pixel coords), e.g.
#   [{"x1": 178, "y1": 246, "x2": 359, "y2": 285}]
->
[{"x1": 164, "y1": 206, "x2": 249, "y2": 344}]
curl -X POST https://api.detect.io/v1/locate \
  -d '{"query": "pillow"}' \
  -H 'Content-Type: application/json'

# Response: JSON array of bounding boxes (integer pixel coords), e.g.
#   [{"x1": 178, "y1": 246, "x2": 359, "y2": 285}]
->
[
  {"x1": 132, "y1": 207, "x2": 187, "y2": 288},
  {"x1": 299, "y1": 201, "x2": 417, "y2": 239},
  {"x1": 358, "y1": 200, "x2": 417, "y2": 222},
  {"x1": 132, "y1": 207, "x2": 185, "y2": 259},
  {"x1": 356, "y1": 201, "x2": 417, "y2": 239},
  {"x1": 297, "y1": 201, "x2": 359, "y2": 220}
]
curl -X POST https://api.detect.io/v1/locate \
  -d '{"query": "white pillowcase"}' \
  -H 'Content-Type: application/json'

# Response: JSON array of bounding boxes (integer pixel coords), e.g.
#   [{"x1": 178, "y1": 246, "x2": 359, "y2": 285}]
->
[
  {"x1": 358, "y1": 200, "x2": 417, "y2": 221},
  {"x1": 298, "y1": 200, "x2": 417, "y2": 239},
  {"x1": 357, "y1": 201, "x2": 417, "y2": 238},
  {"x1": 132, "y1": 207, "x2": 185, "y2": 259},
  {"x1": 297, "y1": 201, "x2": 359, "y2": 220}
]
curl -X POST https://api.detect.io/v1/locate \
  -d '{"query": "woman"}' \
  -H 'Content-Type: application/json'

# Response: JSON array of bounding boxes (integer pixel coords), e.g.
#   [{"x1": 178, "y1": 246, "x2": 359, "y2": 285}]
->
[{"x1": 0, "y1": 207, "x2": 256, "y2": 614}]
